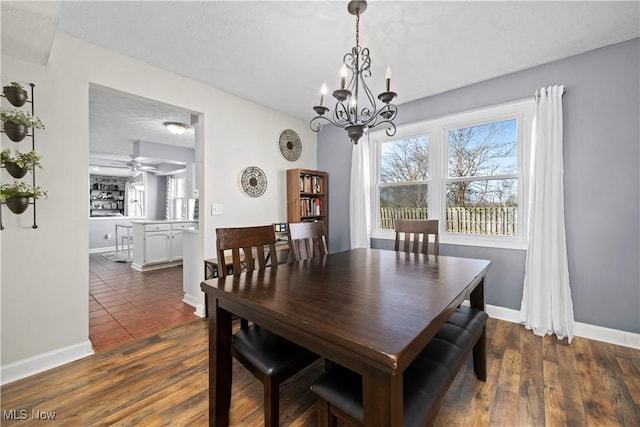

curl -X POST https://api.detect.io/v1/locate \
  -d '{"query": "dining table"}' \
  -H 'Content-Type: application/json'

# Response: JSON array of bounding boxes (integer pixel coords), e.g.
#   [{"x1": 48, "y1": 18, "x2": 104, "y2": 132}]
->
[{"x1": 200, "y1": 248, "x2": 491, "y2": 427}]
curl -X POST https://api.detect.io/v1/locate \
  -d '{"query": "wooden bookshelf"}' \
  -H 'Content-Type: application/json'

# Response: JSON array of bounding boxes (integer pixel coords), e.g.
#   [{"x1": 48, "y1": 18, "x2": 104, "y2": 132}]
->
[{"x1": 286, "y1": 169, "x2": 328, "y2": 241}]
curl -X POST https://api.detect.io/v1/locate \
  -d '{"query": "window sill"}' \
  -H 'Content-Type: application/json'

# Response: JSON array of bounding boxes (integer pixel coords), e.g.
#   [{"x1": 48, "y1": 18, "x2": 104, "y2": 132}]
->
[{"x1": 371, "y1": 229, "x2": 527, "y2": 250}]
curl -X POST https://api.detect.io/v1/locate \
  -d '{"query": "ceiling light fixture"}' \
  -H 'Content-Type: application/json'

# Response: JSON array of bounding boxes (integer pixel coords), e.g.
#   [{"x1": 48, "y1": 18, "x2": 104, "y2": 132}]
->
[
  {"x1": 310, "y1": 0, "x2": 398, "y2": 144},
  {"x1": 163, "y1": 121, "x2": 189, "y2": 135}
]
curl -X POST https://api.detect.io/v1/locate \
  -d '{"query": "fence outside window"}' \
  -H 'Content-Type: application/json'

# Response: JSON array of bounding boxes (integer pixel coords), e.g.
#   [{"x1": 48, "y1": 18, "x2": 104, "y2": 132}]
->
[{"x1": 379, "y1": 206, "x2": 517, "y2": 236}]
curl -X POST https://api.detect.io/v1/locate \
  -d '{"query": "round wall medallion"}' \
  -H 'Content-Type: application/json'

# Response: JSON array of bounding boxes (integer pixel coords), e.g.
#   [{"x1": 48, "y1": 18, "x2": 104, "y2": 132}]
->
[
  {"x1": 278, "y1": 129, "x2": 302, "y2": 161},
  {"x1": 240, "y1": 166, "x2": 268, "y2": 197}
]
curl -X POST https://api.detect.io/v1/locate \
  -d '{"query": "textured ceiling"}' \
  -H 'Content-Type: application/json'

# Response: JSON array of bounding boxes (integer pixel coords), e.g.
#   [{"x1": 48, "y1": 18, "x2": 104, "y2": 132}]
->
[
  {"x1": 89, "y1": 86, "x2": 194, "y2": 156},
  {"x1": 56, "y1": 1, "x2": 640, "y2": 122},
  {"x1": 2, "y1": 1, "x2": 639, "y2": 160}
]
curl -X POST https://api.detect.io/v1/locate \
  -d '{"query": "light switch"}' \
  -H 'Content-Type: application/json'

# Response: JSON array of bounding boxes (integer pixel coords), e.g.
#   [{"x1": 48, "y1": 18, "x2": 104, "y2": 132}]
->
[{"x1": 211, "y1": 204, "x2": 223, "y2": 215}]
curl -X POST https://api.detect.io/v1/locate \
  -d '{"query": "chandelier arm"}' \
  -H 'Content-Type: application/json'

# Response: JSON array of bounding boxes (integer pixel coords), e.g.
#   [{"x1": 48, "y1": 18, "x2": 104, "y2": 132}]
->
[
  {"x1": 367, "y1": 104, "x2": 398, "y2": 128},
  {"x1": 368, "y1": 117, "x2": 398, "y2": 138},
  {"x1": 310, "y1": 115, "x2": 346, "y2": 133},
  {"x1": 357, "y1": 77, "x2": 377, "y2": 122},
  {"x1": 333, "y1": 101, "x2": 355, "y2": 126}
]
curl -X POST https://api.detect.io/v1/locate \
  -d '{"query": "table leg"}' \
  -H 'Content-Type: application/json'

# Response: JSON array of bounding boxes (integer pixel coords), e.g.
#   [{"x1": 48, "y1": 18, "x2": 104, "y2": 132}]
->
[
  {"x1": 470, "y1": 277, "x2": 487, "y2": 381},
  {"x1": 362, "y1": 367, "x2": 403, "y2": 426},
  {"x1": 209, "y1": 295, "x2": 232, "y2": 427}
]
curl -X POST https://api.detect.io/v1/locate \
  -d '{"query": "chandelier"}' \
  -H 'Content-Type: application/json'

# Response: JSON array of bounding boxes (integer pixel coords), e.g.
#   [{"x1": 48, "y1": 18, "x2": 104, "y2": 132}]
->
[{"x1": 310, "y1": 0, "x2": 398, "y2": 144}]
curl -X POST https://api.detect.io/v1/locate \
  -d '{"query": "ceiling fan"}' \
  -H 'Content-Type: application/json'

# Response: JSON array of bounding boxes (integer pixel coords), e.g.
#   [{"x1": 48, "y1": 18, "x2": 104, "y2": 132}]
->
[{"x1": 109, "y1": 155, "x2": 159, "y2": 175}]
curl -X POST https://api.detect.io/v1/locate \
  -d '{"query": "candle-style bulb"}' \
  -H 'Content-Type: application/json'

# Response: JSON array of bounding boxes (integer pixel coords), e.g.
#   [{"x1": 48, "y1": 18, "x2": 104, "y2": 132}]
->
[
  {"x1": 340, "y1": 64, "x2": 348, "y2": 89},
  {"x1": 320, "y1": 83, "x2": 327, "y2": 106},
  {"x1": 385, "y1": 66, "x2": 392, "y2": 92}
]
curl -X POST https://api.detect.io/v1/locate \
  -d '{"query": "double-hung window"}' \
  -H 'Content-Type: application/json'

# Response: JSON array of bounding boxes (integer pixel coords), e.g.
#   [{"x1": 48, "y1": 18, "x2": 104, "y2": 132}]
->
[
  {"x1": 378, "y1": 135, "x2": 430, "y2": 229},
  {"x1": 370, "y1": 99, "x2": 533, "y2": 248}
]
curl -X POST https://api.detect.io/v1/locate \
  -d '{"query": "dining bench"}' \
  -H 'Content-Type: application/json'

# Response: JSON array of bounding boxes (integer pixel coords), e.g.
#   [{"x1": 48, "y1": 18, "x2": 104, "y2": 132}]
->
[{"x1": 311, "y1": 305, "x2": 488, "y2": 427}]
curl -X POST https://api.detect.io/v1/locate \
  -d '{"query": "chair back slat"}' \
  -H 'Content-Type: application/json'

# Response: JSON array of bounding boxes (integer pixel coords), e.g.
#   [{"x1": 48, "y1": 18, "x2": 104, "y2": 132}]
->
[
  {"x1": 288, "y1": 222, "x2": 328, "y2": 261},
  {"x1": 394, "y1": 219, "x2": 439, "y2": 256},
  {"x1": 216, "y1": 225, "x2": 278, "y2": 276}
]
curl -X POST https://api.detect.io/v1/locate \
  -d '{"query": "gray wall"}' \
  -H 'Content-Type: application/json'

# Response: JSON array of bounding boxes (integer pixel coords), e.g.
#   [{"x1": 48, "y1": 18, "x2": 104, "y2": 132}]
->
[
  {"x1": 146, "y1": 173, "x2": 166, "y2": 220},
  {"x1": 318, "y1": 38, "x2": 639, "y2": 334}
]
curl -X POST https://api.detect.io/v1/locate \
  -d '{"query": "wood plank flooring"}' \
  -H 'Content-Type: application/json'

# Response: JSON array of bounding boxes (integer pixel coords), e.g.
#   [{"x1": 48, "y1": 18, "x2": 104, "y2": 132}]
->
[{"x1": 1, "y1": 317, "x2": 638, "y2": 426}]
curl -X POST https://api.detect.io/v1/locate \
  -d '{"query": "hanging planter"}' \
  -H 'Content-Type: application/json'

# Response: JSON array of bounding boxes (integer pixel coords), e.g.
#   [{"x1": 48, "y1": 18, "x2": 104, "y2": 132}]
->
[
  {"x1": 3, "y1": 122, "x2": 28, "y2": 142},
  {"x1": 1, "y1": 148, "x2": 43, "y2": 178},
  {"x1": 0, "y1": 181, "x2": 47, "y2": 215},
  {"x1": 1, "y1": 108, "x2": 44, "y2": 142},
  {"x1": 5, "y1": 197, "x2": 30, "y2": 214},
  {"x1": 2, "y1": 82, "x2": 28, "y2": 107},
  {"x1": 4, "y1": 162, "x2": 29, "y2": 178}
]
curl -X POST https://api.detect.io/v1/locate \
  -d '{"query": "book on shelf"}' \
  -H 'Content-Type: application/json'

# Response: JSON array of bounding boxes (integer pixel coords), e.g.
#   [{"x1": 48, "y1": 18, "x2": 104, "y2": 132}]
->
[
  {"x1": 299, "y1": 174, "x2": 323, "y2": 194},
  {"x1": 299, "y1": 197, "x2": 322, "y2": 217}
]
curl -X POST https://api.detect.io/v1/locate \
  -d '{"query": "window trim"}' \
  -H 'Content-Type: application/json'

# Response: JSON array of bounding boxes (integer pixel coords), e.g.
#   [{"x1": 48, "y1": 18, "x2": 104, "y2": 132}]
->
[{"x1": 369, "y1": 98, "x2": 533, "y2": 250}]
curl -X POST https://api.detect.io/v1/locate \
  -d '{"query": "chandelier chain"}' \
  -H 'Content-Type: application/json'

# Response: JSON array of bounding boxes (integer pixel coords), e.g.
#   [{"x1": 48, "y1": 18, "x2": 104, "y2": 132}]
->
[{"x1": 356, "y1": 10, "x2": 360, "y2": 49}]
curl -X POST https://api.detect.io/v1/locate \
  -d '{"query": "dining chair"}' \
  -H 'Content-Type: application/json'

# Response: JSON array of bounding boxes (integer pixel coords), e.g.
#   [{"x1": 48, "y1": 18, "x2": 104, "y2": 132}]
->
[
  {"x1": 215, "y1": 225, "x2": 320, "y2": 427},
  {"x1": 394, "y1": 219, "x2": 439, "y2": 256},
  {"x1": 288, "y1": 221, "x2": 328, "y2": 261}
]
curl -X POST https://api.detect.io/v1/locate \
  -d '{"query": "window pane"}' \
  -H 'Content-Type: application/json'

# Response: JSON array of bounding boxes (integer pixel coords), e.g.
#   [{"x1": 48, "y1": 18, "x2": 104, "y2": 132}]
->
[
  {"x1": 381, "y1": 136, "x2": 429, "y2": 183},
  {"x1": 379, "y1": 183, "x2": 428, "y2": 229},
  {"x1": 448, "y1": 119, "x2": 517, "y2": 178},
  {"x1": 446, "y1": 179, "x2": 517, "y2": 235}
]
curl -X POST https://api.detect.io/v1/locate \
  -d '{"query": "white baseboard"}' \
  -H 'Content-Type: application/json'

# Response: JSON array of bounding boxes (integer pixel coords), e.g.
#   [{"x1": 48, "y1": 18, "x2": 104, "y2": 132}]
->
[
  {"x1": 484, "y1": 303, "x2": 640, "y2": 349},
  {"x1": 1, "y1": 340, "x2": 94, "y2": 385},
  {"x1": 88, "y1": 246, "x2": 117, "y2": 254},
  {"x1": 182, "y1": 294, "x2": 206, "y2": 318}
]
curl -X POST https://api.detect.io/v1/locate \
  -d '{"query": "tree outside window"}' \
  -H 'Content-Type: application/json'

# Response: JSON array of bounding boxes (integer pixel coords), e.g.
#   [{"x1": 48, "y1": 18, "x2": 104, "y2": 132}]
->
[
  {"x1": 378, "y1": 135, "x2": 429, "y2": 229},
  {"x1": 446, "y1": 118, "x2": 518, "y2": 235}
]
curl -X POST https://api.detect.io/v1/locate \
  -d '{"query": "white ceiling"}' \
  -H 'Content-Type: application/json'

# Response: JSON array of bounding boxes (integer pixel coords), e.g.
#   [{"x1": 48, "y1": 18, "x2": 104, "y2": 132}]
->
[{"x1": 2, "y1": 1, "x2": 639, "y2": 153}]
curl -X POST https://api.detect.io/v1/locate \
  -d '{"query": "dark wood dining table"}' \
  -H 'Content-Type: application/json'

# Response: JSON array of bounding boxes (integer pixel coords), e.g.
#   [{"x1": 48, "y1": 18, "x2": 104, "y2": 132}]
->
[{"x1": 201, "y1": 248, "x2": 491, "y2": 427}]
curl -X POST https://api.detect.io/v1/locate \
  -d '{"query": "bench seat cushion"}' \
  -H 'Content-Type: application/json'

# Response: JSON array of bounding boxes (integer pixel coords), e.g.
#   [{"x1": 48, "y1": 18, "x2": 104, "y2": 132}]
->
[{"x1": 311, "y1": 306, "x2": 488, "y2": 426}]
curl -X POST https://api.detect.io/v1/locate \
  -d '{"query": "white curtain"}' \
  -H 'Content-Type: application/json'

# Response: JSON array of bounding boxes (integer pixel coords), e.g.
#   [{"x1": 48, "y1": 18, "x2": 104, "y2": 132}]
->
[
  {"x1": 520, "y1": 85, "x2": 575, "y2": 342},
  {"x1": 350, "y1": 136, "x2": 371, "y2": 248}
]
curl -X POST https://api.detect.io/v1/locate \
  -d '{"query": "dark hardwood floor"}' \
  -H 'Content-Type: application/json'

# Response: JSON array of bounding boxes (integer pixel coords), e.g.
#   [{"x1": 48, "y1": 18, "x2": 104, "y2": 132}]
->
[{"x1": 2, "y1": 316, "x2": 638, "y2": 426}]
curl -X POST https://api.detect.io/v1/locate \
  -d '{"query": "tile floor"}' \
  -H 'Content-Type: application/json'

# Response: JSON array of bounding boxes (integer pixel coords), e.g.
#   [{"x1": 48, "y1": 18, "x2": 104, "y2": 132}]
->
[{"x1": 89, "y1": 253, "x2": 200, "y2": 352}]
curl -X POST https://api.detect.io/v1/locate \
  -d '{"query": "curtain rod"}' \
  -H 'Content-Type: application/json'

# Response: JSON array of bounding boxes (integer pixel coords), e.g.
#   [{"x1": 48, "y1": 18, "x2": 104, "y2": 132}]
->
[{"x1": 534, "y1": 86, "x2": 566, "y2": 100}]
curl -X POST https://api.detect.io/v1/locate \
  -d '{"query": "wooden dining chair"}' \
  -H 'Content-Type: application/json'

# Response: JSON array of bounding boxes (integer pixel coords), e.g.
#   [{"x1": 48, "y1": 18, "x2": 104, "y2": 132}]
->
[
  {"x1": 215, "y1": 225, "x2": 320, "y2": 427},
  {"x1": 288, "y1": 221, "x2": 328, "y2": 261},
  {"x1": 394, "y1": 219, "x2": 439, "y2": 256}
]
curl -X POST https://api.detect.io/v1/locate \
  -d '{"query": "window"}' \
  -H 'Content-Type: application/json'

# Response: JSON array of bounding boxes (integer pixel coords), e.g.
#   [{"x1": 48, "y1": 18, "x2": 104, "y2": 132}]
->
[
  {"x1": 371, "y1": 99, "x2": 532, "y2": 248},
  {"x1": 379, "y1": 136, "x2": 429, "y2": 229},
  {"x1": 166, "y1": 174, "x2": 189, "y2": 220},
  {"x1": 446, "y1": 118, "x2": 518, "y2": 236},
  {"x1": 125, "y1": 176, "x2": 145, "y2": 217}
]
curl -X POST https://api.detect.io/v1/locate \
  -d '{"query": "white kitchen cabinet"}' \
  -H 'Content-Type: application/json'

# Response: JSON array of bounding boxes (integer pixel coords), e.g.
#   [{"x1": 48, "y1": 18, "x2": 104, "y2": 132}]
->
[
  {"x1": 132, "y1": 221, "x2": 197, "y2": 271},
  {"x1": 145, "y1": 231, "x2": 171, "y2": 264},
  {"x1": 170, "y1": 229, "x2": 184, "y2": 261}
]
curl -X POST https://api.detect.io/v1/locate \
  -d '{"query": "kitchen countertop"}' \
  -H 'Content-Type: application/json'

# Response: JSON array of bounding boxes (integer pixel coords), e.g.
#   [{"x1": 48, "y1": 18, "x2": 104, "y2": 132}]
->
[{"x1": 130, "y1": 219, "x2": 198, "y2": 225}]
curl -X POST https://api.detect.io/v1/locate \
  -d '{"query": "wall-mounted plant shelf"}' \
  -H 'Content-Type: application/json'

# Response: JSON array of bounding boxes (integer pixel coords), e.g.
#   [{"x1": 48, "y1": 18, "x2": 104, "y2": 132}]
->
[{"x1": 1, "y1": 82, "x2": 42, "y2": 230}]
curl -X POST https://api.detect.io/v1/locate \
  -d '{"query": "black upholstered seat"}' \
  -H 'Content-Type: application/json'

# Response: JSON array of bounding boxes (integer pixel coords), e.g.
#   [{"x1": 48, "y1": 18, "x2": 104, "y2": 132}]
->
[{"x1": 311, "y1": 305, "x2": 488, "y2": 426}]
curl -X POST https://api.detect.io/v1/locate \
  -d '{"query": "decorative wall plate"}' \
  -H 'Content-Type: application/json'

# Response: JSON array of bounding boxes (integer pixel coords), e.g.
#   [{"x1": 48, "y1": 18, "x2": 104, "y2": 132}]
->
[
  {"x1": 240, "y1": 166, "x2": 267, "y2": 197},
  {"x1": 278, "y1": 129, "x2": 302, "y2": 161}
]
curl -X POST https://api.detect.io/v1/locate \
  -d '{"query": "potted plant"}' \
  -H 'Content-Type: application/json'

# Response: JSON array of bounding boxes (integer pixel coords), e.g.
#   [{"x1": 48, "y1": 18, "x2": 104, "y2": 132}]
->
[
  {"x1": 2, "y1": 81, "x2": 28, "y2": 107},
  {"x1": 0, "y1": 180, "x2": 47, "y2": 214},
  {"x1": 0, "y1": 107, "x2": 45, "y2": 142},
  {"x1": 1, "y1": 148, "x2": 43, "y2": 178}
]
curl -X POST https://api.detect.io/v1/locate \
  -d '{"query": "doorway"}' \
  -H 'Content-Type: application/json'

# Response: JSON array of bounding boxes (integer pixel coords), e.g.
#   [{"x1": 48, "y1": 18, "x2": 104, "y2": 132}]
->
[{"x1": 87, "y1": 85, "x2": 201, "y2": 352}]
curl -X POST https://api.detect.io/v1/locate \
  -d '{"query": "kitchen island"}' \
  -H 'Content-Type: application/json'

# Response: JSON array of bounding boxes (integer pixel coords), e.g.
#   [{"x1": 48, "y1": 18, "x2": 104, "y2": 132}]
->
[{"x1": 131, "y1": 220, "x2": 198, "y2": 271}]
